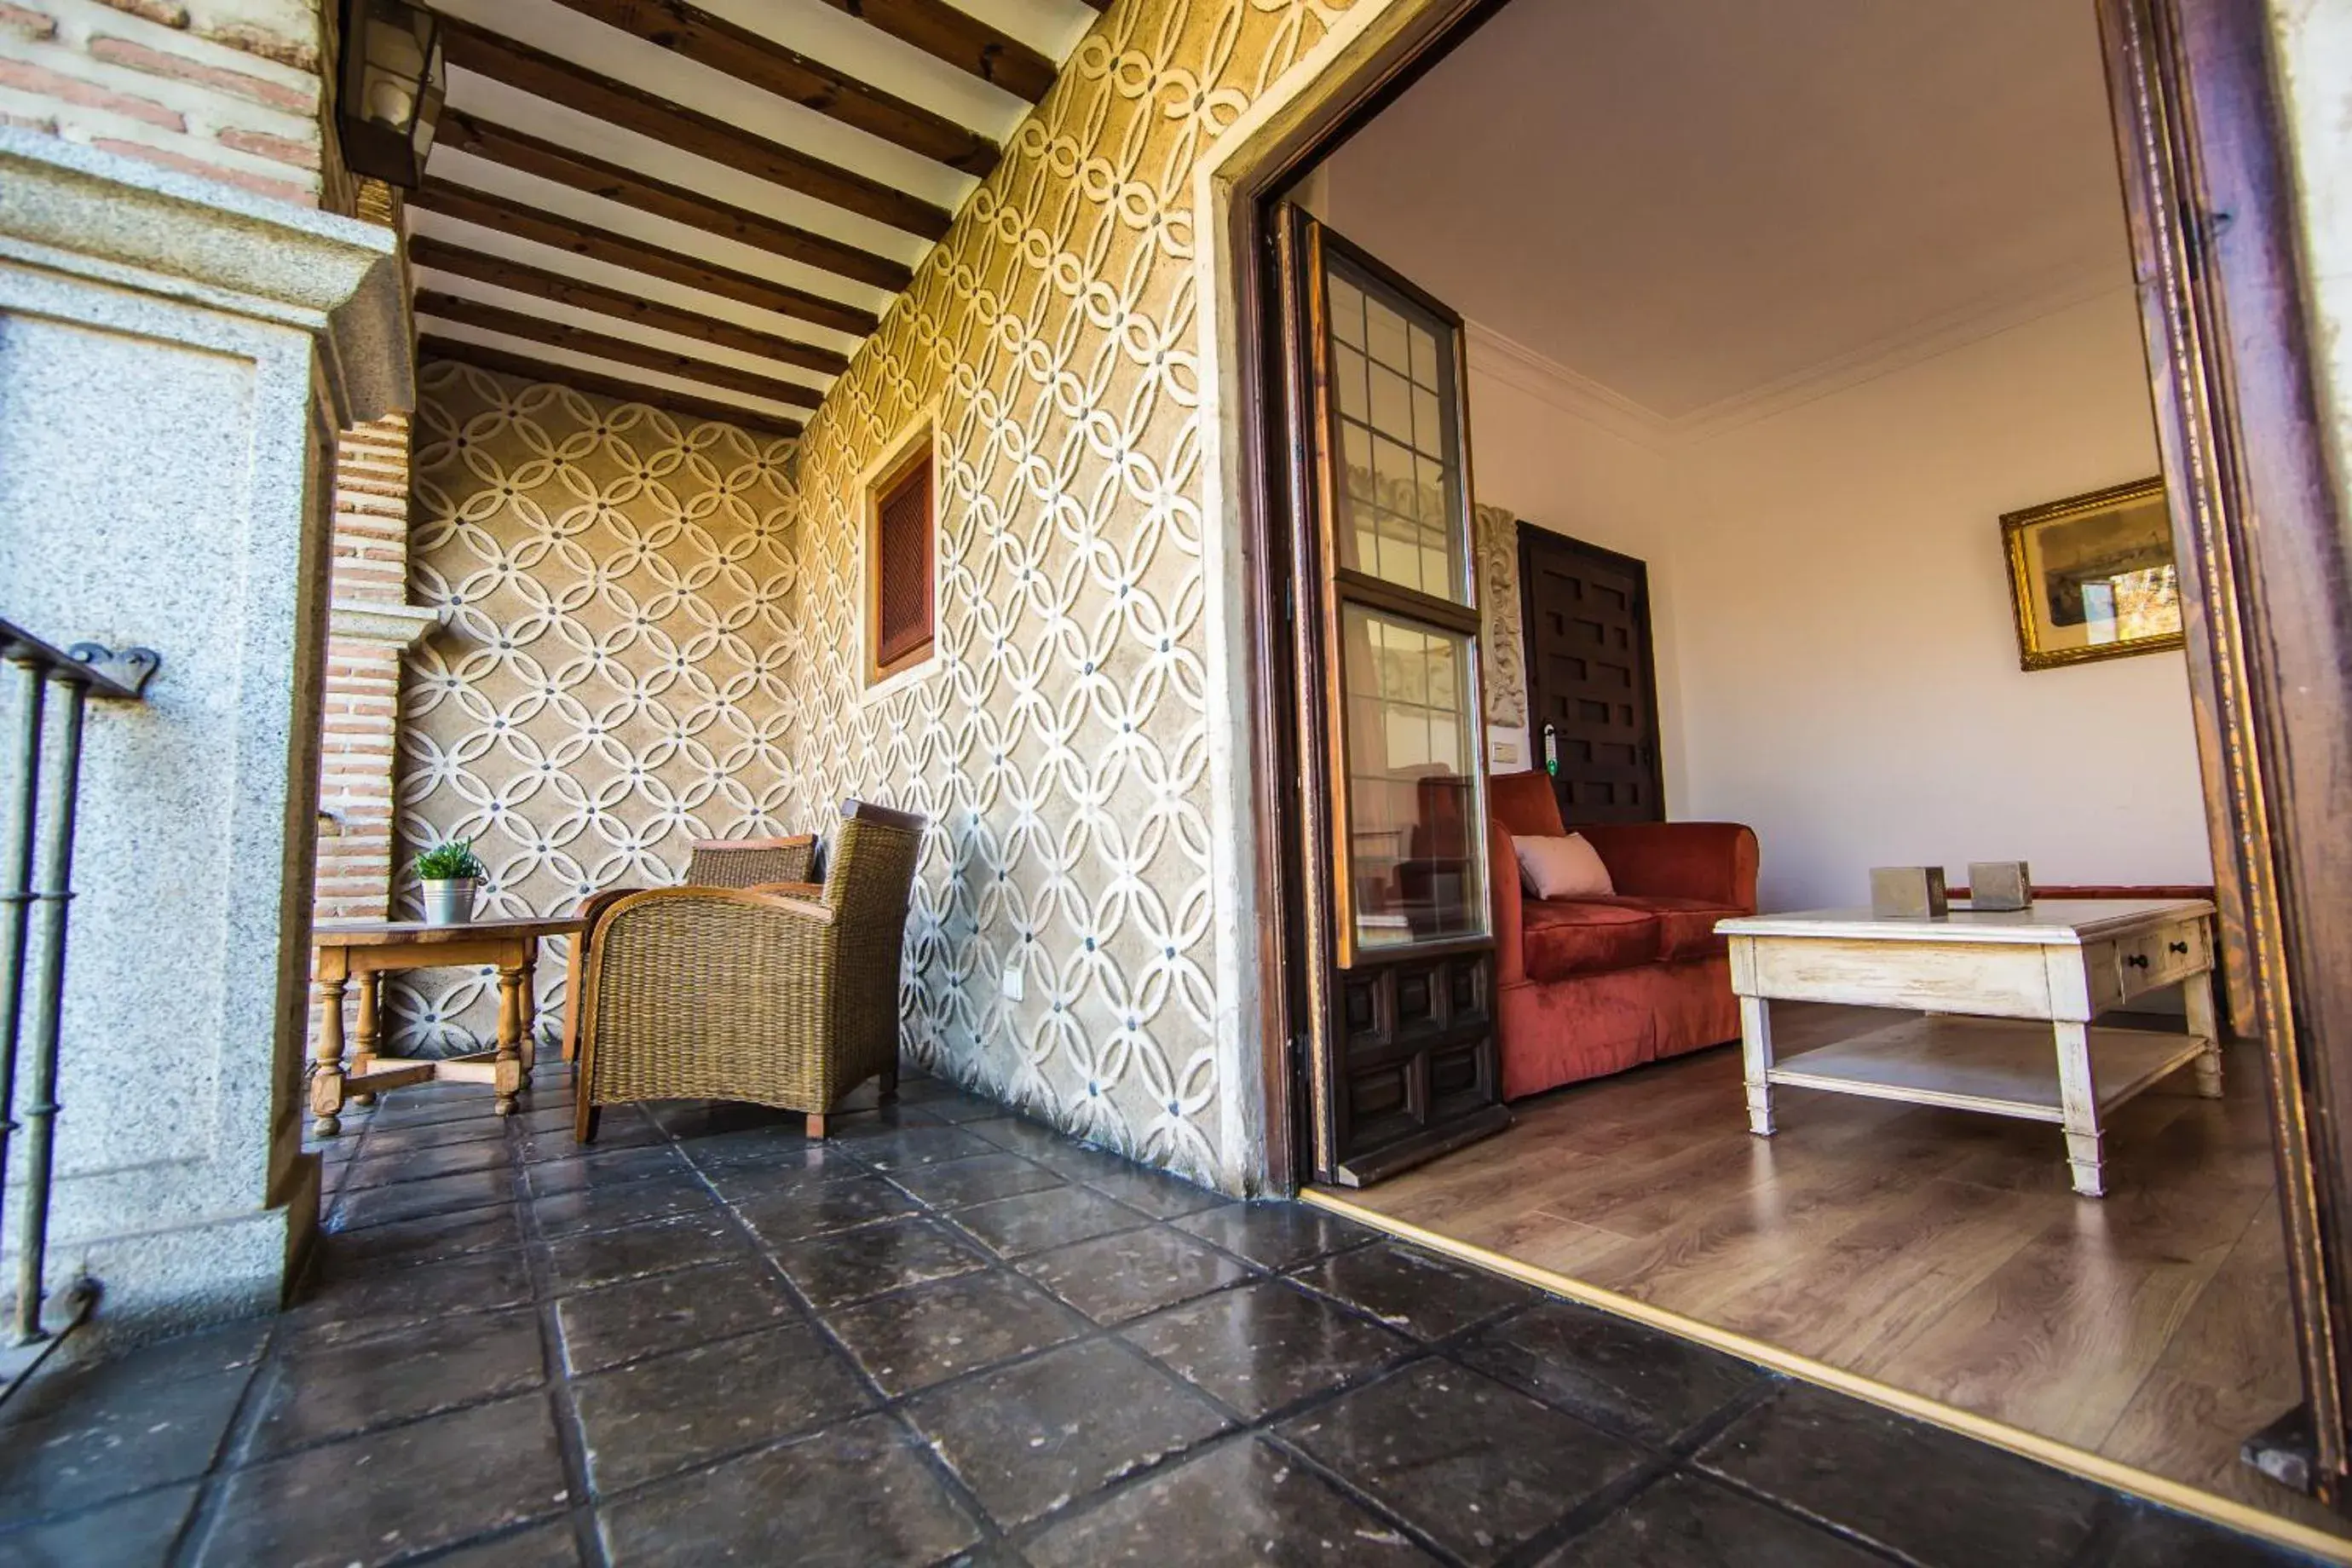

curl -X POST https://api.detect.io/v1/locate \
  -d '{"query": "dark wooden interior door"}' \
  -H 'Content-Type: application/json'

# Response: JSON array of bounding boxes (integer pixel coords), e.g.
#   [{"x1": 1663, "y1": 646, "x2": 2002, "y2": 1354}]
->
[
  {"x1": 1519, "y1": 529, "x2": 1665, "y2": 824},
  {"x1": 1275, "y1": 205, "x2": 1509, "y2": 1187}
]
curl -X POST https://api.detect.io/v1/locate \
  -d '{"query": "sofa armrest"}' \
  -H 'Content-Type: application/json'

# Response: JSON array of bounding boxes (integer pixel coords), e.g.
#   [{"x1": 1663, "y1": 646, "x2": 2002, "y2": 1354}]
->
[
  {"x1": 1487, "y1": 816, "x2": 1526, "y2": 987},
  {"x1": 1577, "y1": 822, "x2": 1759, "y2": 911}
]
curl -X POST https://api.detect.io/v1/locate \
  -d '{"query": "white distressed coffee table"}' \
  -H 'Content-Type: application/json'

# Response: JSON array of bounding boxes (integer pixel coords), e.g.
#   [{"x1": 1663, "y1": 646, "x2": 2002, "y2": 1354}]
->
[{"x1": 1714, "y1": 899, "x2": 2220, "y2": 1196}]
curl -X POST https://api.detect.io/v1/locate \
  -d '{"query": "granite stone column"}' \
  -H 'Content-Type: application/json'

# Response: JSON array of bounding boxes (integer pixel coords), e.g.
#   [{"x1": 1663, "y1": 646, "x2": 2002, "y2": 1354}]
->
[{"x1": 0, "y1": 128, "x2": 411, "y2": 1340}]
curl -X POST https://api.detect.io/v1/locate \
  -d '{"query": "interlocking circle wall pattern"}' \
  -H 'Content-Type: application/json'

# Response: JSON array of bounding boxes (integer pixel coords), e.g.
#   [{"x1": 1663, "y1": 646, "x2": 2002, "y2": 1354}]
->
[
  {"x1": 394, "y1": 363, "x2": 801, "y2": 1065},
  {"x1": 396, "y1": 0, "x2": 1367, "y2": 1189}
]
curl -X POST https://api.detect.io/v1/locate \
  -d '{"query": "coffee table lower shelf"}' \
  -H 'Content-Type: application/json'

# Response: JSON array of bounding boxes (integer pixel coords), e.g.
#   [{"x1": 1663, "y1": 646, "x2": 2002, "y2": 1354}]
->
[{"x1": 1769, "y1": 1015, "x2": 2209, "y2": 1123}]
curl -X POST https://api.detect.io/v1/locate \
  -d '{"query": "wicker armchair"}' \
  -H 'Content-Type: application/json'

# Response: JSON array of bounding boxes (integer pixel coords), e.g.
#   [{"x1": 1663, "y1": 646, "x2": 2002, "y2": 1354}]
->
[
  {"x1": 683, "y1": 835, "x2": 818, "y2": 889},
  {"x1": 572, "y1": 802, "x2": 924, "y2": 1143},
  {"x1": 560, "y1": 835, "x2": 816, "y2": 1065}
]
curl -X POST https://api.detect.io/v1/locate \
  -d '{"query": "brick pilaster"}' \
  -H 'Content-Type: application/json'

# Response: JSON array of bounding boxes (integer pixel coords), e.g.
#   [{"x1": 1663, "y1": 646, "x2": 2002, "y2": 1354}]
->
[{"x1": 313, "y1": 412, "x2": 433, "y2": 924}]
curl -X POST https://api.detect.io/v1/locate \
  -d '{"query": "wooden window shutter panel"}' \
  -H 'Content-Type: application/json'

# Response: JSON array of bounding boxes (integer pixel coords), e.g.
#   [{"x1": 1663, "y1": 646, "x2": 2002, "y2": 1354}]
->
[{"x1": 875, "y1": 452, "x2": 932, "y2": 669}]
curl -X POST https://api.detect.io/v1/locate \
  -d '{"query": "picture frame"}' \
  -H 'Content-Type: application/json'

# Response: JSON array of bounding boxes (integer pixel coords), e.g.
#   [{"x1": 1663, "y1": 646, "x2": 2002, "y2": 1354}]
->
[{"x1": 2000, "y1": 476, "x2": 2183, "y2": 671}]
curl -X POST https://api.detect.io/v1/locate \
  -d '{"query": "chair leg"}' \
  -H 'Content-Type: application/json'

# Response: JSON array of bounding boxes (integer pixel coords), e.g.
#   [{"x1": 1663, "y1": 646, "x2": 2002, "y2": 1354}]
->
[
  {"x1": 879, "y1": 1069, "x2": 898, "y2": 1104},
  {"x1": 805, "y1": 1112, "x2": 827, "y2": 1139},
  {"x1": 575, "y1": 1098, "x2": 600, "y2": 1144}
]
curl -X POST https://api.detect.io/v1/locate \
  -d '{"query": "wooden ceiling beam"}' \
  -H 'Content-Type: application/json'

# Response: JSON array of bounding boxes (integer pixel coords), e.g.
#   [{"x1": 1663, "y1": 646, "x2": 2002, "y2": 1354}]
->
[
  {"x1": 421, "y1": 334, "x2": 805, "y2": 442},
  {"x1": 408, "y1": 236, "x2": 851, "y2": 377},
  {"x1": 411, "y1": 178, "x2": 880, "y2": 338},
  {"x1": 416, "y1": 290, "x2": 824, "y2": 409},
  {"x1": 810, "y1": 0, "x2": 1056, "y2": 103},
  {"x1": 543, "y1": 0, "x2": 1000, "y2": 176},
  {"x1": 440, "y1": 17, "x2": 953, "y2": 239},
  {"x1": 437, "y1": 109, "x2": 911, "y2": 293}
]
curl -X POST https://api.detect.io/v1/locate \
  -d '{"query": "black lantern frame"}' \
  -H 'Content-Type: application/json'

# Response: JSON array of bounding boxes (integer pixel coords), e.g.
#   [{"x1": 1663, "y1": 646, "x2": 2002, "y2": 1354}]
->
[{"x1": 335, "y1": 0, "x2": 445, "y2": 190}]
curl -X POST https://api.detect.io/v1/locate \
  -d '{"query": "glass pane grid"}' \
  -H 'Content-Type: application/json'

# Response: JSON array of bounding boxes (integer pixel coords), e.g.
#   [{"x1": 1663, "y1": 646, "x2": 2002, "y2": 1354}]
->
[
  {"x1": 1339, "y1": 605, "x2": 1486, "y2": 952},
  {"x1": 1324, "y1": 257, "x2": 1466, "y2": 606}
]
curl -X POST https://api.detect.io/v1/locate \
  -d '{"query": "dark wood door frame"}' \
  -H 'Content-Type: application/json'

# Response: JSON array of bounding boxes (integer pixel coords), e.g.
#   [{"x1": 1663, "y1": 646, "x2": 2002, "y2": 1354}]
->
[
  {"x1": 1276, "y1": 210, "x2": 1511, "y2": 1187},
  {"x1": 1518, "y1": 527, "x2": 1668, "y2": 824},
  {"x1": 2099, "y1": 0, "x2": 2352, "y2": 1494},
  {"x1": 1228, "y1": 0, "x2": 2352, "y2": 1502},
  {"x1": 1231, "y1": 0, "x2": 1517, "y2": 1200}
]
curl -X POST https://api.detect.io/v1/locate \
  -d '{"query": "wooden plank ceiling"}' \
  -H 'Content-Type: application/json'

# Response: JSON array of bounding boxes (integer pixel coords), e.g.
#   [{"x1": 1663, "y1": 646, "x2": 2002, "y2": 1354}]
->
[{"x1": 409, "y1": 0, "x2": 1098, "y2": 442}]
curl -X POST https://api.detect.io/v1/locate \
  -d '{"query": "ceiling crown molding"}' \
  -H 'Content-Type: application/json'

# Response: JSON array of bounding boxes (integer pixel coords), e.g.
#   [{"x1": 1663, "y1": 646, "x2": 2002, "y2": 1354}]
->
[
  {"x1": 1665, "y1": 259, "x2": 2135, "y2": 447},
  {"x1": 1462, "y1": 321, "x2": 1675, "y2": 451},
  {"x1": 1462, "y1": 257, "x2": 2135, "y2": 455}
]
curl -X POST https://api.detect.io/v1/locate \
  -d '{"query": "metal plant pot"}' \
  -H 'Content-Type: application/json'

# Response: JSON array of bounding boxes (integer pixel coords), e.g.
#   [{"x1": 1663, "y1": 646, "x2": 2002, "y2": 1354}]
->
[{"x1": 422, "y1": 877, "x2": 477, "y2": 925}]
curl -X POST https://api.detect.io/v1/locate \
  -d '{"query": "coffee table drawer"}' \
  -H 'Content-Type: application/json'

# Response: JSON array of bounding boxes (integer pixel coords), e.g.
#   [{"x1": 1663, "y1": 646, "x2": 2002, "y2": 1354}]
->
[{"x1": 2116, "y1": 917, "x2": 2208, "y2": 1002}]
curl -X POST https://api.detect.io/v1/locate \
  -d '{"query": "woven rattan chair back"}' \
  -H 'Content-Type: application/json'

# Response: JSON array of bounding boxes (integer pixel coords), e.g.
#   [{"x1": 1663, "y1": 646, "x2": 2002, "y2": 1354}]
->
[
  {"x1": 822, "y1": 801, "x2": 925, "y2": 1068},
  {"x1": 685, "y1": 834, "x2": 815, "y2": 889}
]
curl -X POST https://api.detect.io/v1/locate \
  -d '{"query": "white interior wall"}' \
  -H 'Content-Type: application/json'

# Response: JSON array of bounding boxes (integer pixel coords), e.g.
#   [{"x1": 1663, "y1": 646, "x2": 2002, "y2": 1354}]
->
[
  {"x1": 1663, "y1": 289, "x2": 2210, "y2": 909},
  {"x1": 1452, "y1": 290, "x2": 2212, "y2": 912}
]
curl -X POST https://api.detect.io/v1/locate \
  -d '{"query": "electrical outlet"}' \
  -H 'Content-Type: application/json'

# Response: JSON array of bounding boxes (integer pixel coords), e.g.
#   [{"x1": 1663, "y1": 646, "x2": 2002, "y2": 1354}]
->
[{"x1": 1000, "y1": 964, "x2": 1024, "y2": 1001}]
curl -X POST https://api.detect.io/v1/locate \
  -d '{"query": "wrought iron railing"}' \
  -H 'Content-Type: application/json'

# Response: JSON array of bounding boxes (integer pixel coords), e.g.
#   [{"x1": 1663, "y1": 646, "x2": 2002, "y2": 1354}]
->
[{"x1": 0, "y1": 619, "x2": 157, "y2": 1396}]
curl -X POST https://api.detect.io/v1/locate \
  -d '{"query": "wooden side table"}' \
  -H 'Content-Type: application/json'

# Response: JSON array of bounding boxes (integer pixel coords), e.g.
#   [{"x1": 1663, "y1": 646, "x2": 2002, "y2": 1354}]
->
[{"x1": 309, "y1": 916, "x2": 584, "y2": 1136}]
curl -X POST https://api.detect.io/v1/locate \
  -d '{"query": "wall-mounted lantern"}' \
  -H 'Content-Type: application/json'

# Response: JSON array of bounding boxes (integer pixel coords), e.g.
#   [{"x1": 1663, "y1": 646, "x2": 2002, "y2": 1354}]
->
[{"x1": 335, "y1": 0, "x2": 446, "y2": 189}]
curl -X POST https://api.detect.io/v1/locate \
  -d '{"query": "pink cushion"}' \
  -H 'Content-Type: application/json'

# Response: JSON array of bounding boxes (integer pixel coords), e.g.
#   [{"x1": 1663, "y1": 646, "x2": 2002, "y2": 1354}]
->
[{"x1": 1515, "y1": 833, "x2": 1616, "y2": 900}]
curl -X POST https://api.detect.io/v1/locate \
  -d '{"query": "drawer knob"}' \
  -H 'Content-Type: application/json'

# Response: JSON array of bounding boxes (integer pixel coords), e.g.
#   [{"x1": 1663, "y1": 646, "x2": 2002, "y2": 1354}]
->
[
  {"x1": 2125, "y1": 953, "x2": 2151, "y2": 970},
  {"x1": 2169, "y1": 940, "x2": 2189, "y2": 955}
]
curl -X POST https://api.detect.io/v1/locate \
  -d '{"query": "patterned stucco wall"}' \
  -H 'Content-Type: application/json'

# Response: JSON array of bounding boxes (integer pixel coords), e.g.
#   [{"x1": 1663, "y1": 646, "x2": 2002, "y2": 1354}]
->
[
  {"x1": 1475, "y1": 501, "x2": 1526, "y2": 733},
  {"x1": 776, "y1": 0, "x2": 1365, "y2": 1187},
  {"x1": 386, "y1": 0, "x2": 1435, "y2": 1190},
  {"x1": 390, "y1": 360, "x2": 801, "y2": 1052}
]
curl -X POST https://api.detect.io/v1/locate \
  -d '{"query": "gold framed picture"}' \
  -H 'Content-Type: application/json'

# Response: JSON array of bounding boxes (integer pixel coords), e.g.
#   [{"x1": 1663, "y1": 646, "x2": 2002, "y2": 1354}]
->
[{"x1": 2001, "y1": 476, "x2": 2183, "y2": 671}]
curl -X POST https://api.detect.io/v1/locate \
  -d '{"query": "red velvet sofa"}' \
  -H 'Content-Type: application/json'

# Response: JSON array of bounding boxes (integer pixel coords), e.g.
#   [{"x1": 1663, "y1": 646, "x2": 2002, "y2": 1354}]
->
[{"x1": 1486, "y1": 770, "x2": 1759, "y2": 1100}]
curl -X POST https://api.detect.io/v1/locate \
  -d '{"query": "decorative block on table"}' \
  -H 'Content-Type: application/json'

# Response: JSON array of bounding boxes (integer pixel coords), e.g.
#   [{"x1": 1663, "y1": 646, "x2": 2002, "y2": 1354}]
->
[
  {"x1": 1870, "y1": 866, "x2": 1948, "y2": 919},
  {"x1": 1969, "y1": 861, "x2": 2033, "y2": 912}
]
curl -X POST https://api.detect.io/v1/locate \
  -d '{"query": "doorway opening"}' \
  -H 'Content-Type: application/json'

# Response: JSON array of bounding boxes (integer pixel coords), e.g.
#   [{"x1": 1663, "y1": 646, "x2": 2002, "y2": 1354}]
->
[{"x1": 1246, "y1": 0, "x2": 2347, "y2": 1548}]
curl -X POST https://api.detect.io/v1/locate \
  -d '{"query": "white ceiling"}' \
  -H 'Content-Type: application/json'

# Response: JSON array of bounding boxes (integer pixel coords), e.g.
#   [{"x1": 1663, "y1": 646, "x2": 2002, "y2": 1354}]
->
[{"x1": 1317, "y1": 0, "x2": 2135, "y2": 424}]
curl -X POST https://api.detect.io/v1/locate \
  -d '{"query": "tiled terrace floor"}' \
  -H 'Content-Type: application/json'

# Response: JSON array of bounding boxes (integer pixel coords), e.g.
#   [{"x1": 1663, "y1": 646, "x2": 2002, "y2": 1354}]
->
[{"x1": 0, "y1": 1064, "x2": 2323, "y2": 1566}]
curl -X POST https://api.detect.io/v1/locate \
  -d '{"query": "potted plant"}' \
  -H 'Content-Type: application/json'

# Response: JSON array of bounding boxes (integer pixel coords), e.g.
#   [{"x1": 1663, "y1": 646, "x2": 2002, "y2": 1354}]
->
[{"x1": 413, "y1": 839, "x2": 487, "y2": 925}]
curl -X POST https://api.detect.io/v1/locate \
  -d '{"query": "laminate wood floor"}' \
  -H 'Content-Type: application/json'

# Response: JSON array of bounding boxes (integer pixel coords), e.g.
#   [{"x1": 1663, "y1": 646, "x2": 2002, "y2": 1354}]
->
[{"x1": 1337, "y1": 1002, "x2": 2341, "y2": 1536}]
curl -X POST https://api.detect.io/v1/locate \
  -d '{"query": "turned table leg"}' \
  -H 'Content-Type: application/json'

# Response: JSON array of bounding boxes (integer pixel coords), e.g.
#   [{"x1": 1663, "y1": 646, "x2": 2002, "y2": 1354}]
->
[
  {"x1": 350, "y1": 969, "x2": 383, "y2": 1107},
  {"x1": 518, "y1": 943, "x2": 539, "y2": 1086},
  {"x1": 493, "y1": 953, "x2": 527, "y2": 1117},
  {"x1": 308, "y1": 951, "x2": 349, "y2": 1138},
  {"x1": 2185, "y1": 966, "x2": 2224, "y2": 1099}
]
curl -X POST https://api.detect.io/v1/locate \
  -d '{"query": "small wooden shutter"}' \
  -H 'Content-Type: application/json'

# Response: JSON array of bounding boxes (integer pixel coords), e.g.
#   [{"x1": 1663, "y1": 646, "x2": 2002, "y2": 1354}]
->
[{"x1": 874, "y1": 452, "x2": 932, "y2": 669}]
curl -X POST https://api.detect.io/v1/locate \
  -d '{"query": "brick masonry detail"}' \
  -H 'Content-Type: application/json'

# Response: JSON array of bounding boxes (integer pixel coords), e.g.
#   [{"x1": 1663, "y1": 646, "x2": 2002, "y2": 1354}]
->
[
  {"x1": 3, "y1": 0, "x2": 327, "y2": 203},
  {"x1": 314, "y1": 413, "x2": 418, "y2": 930}
]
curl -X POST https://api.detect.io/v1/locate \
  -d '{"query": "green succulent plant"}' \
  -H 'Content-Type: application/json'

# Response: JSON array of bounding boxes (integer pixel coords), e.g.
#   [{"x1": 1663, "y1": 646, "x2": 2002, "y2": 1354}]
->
[{"x1": 412, "y1": 839, "x2": 487, "y2": 882}]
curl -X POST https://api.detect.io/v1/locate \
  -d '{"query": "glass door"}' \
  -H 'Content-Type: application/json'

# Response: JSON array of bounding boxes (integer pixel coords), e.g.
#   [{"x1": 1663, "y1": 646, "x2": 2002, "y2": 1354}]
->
[{"x1": 1277, "y1": 205, "x2": 1507, "y2": 1185}]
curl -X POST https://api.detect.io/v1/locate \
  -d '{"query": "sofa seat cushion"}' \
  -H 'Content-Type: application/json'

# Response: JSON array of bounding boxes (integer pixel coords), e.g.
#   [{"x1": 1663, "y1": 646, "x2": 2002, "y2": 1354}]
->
[
  {"x1": 1520, "y1": 899, "x2": 1660, "y2": 980},
  {"x1": 1584, "y1": 895, "x2": 1744, "y2": 962}
]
